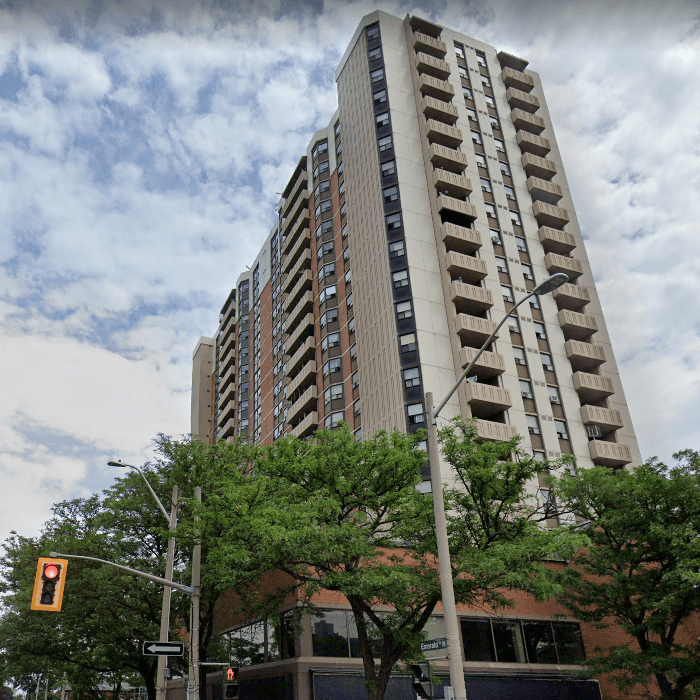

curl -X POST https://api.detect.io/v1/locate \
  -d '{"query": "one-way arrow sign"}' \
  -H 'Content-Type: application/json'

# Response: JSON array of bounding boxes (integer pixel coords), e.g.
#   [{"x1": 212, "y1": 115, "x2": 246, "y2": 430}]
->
[{"x1": 143, "y1": 640, "x2": 185, "y2": 656}]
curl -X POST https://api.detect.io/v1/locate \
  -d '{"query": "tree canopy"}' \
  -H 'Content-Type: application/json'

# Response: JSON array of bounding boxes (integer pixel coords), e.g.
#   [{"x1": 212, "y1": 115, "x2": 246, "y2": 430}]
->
[{"x1": 552, "y1": 450, "x2": 700, "y2": 700}]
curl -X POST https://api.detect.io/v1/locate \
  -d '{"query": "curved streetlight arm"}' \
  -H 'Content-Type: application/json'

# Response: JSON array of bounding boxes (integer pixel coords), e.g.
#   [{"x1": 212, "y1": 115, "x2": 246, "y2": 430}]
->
[
  {"x1": 432, "y1": 288, "x2": 537, "y2": 422},
  {"x1": 108, "y1": 461, "x2": 170, "y2": 522},
  {"x1": 49, "y1": 551, "x2": 194, "y2": 596}
]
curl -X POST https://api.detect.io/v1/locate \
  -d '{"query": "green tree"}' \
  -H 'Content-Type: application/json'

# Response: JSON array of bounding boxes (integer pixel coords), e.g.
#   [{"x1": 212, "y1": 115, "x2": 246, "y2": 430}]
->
[
  {"x1": 202, "y1": 420, "x2": 584, "y2": 700},
  {"x1": 551, "y1": 450, "x2": 700, "y2": 700}
]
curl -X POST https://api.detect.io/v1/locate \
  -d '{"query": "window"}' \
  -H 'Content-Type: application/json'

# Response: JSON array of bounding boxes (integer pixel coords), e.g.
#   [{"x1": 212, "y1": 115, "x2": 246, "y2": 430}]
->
[
  {"x1": 541, "y1": 352, "x2": 554, "y2": 372},
  {"x1": 496, "y1": 257, "x2": 508, "y2": 274},
  {"x1": 502, "y1": 285, "x2": 514, "y2": 303},
  {"x1": 400, "y1": 333, "x2": 416, "y2": 353},
  {"x1": 480, "y1": 177, "x2": 492, "y2": 193},
  {"x1": 475, "y1": 153, "x2": 487, "y2": 169},
  {"x1": 373, "y1": 89, "x2": 387, "y2": 106},
  {"x1": 383, "y1": 185, "x2": 398, "y2": 204},
  {"x1": 494, "y1": 138, "x2": 506, "y2": 153},
  {"x1": 378, "y1": 135, "x2": 393, "y2": 152},
  {"x1": 319, "y1": 285, "x2": 337, "y2": 305},
  {"x1": 491, "y1": 230, "x2": 503, "y2": 246},
  {"x1": 350, "y1": 343, "x2": 357, "y2": 358},
  {"x1": 371, "y1": 68, "x2": 384, "y2": 83},
  {"x1": 389, "y1": 240, "x2": 405, "y2": 258},
  {"x1": 321, "y1": 332, "x2": 341, "y2": 352},
  {"x1": 527, "y1": 415, "x2": 541, "y2": 435},
  {"x1": 324, "y1": 411, "x2": 344, "y2": 429},
  {"x1": 511, "y1": 211, "x2": 523, "y2": 227},
  {"x1": 352, "y1": 371, "x2": 359, "y2": 388},
  {"x1": 476, "y1": 52, "x2": 487, "y2": 68},
  {"x1": 366, "y1": 25, "x2": 379, "y2": 40},
  {"x1": 513, "y1": 347, "x2": 527, "y2": 365},
  {"x1": 548, "y1": 386, "x2": 561, "y2": 404},
  {"x1": 458, "y1": 65, "x2": 468, "y2": 79},
  {"x1": 348, "y1": 317, "x2": 355, "y2": 334},
  {"x1": 509, "y1": 317, "x2": 521, "y2": 335},
  {"x1": 533, "y1": 321, "x2": 546, "y2": 339},
  {"x1": 318, "y1": 241, "x2": 334, "y2": 260},
  {"x1": 485, "y1": 203, "x2": 497, "y2": 218},
  {"x1": 484, "y1": 94, "x2": 496, "y2": 109},
  {"x1": 407, "y1": 403, "x2": 425, "y2": 425},
  {"x1": 344, "y1": 268, "x2": 351, "y2": 284},
  {"x1": 323, "y1": 358, "x2": 341, "y2": 377},
  {"x1": 381, "y1": 160, "x2": 396, "y2": 177},
  {"x1": 346, "y1": 293, "x2": 353, "y2": 308},
  {"x1": 466, "y1": 107, "x2": 478, "y2": 122},
  {"x1": 334, "y1": 121, "x2": 341, "y2": 138},
  {"x1": 504, "y1": 185, "x2": 516, "y2": 200},
  {"x1": 462, "y1": 85, "x2": 473, "y2": 100},
  {"x1": 339, "y1": 180, "x2": 345, "y2": 196},
  {"x1": 393, "y1": 270, "x2": 409, "y2": 288},
  {"x1": 522, "y1": 263, "x2": 535, "y2": 281},
  {"x1": 481, "y1": 75, "x2": 491, "y2": 89},
  {"x1": 554, "y1": 419, "x2": 569, "y2": 440},
  {"x1": 340, "y1": 202, "x2": 347, "y2": 219},
  {"x1": 312, "y1": 140, "x2": 328, "y2": 161},
  {"x1": 376, "y1": 112, "x2": 390, "y2": 128},
  {"x1": 520, "y1": 380, "x2": 533, "y2": 399},
  {"x1": 368, "y1": 47, "x2": 382, "y2": 61},
  {"x1": 454, "y1": 42, "x2": 466, "y2": 60},
  {"x1": 342, "y1": 223, "x2": 348, "y2": 238},
  {"x1": 343, "y1": 246, "x2": 350, "y2": 262},
  {"x1": 500, "y1": 162, "x2": 511, "y2": 177},
  {"x1": 404, "y1": 367, "x2": 420, "y2": 388},
  {"x1": 324, "y1": 384, "x2": 343, "y2": 404},
  {"x1": 318, "y1": 263, "x2": 336, "y2": 282},
  {"x1": 338, "y1": 161, "x2": 344, "y2": 176},
  {"x1": 396, "y1": 300, "x2": 412, "y2": 319},
  {"x1": 530, "y1": 294, "x2": 541, "y2": 309},
  {"x1": 320, "y1": 308, "x2": 339, "y2": 328},
  {"x1": 316, "y1": 220, "x2": 333, "y2": 239},
  {"x1": 386, "y1": 213, "x2": 402, "y2": 231},
  {"x1": 471, "y1": 129, "x2": 482, "y2": 145},
  {"x1": 515, "y1": 236, "x2": 528, "y2": 253},
  {"x1": 489, "y1": 115, "x2": 501, "y2": 131}
]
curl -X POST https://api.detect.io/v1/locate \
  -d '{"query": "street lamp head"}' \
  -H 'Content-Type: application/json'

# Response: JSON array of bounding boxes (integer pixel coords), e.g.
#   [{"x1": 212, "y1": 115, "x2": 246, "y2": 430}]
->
[
  {"x1": 532, "y1": 272, "x2": 569, "y2": 295},
  {"x1": 107, "y1": 460, "x2": 128, "y2": 468}
]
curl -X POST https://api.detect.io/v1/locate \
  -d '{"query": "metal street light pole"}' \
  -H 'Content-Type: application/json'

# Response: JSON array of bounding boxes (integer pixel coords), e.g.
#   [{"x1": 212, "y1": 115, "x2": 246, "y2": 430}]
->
[
  {"x1": 425, "y1": 272, "x2": 568, "y2": 700},
  {"x1": 108, "y1": 461, "x2": 177, "y2": 700},
  {"x1": 187, "y1": 486, "x2": 202, "y2": 700}
]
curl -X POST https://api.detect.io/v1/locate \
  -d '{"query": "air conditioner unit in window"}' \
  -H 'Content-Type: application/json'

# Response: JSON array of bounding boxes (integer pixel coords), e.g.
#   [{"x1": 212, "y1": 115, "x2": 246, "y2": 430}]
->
[
  {"x1": 521, "y1": 391, "x2": 532, "y2": 399},
  {"x1": 557, "y1": 432, "x2": 568, "y2": 440},
  {"x1": 550, "y1": 396, "x2": 561, "y2": 404},
  {"x1": 491, "y1": 236, "x2": 501, "y2": 245},
  {"x1": 528, "y1": 427, "x2": 540, "y2": 435},
  {"x1": 515, "y1": 358, "x2": 527, "y2": 366},
  {"x1": 586, "y1": 425, "x2": 602, "y2": 440}
]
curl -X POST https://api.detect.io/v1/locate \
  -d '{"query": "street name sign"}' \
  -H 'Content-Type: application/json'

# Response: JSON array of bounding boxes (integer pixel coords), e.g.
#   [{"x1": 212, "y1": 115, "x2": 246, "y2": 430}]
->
[
  {"x1": 143, "y1": 641, "x2": 185, "y2": 656},
  {"x1": 420, "y1": 637, "x2": 447, "y2": 652}
]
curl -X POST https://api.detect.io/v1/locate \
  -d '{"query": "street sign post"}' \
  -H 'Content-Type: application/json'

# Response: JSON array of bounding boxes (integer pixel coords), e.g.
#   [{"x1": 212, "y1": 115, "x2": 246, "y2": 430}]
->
[
  {"x1": 420, "y1": 637, "x2": 447, "y2": 653},
  {"x1": 143, "y1": 641, "x2": 185, "y2": 657}
]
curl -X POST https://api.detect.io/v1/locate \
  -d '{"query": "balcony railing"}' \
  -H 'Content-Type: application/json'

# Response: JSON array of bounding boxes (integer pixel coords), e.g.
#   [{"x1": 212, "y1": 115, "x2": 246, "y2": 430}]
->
[
  {"x1": 464, "y1": 382, "x2": 512, "y2": 417},
  {"x1": 450, "y1": 281, "x2": 493, "y2": 314},
  {"x1": 497, "y1": 50, "x2": 528, "y2": 72},
  {"x1": 445, "y1": 251, "x2": 488, "y2": 283},
  {"x1": 425, "y1": 119, "x2": 463, "y2": 149},
  {"x1": 552, "y1": 282, "x2": 590, "y2": 311},
  {"x1": 412, "y1": 31, "x2": 447, "y2": 59},
  {"x1": 521, "y1": 152, "x2": 556, "y2": 179},
  {"x1": 512, "y1": 109, "x2": 546, "y2": 135},
  {"x1": 284, "y1": 269, "x2": 314, "y2": 312},
  {"x1": 501, "y1": 67, "x2": 535, "y2": 93},
  {"x1": 506, "y1": 87, "x2": 540, "y2": 113},
  {"x1": 290, "y1": 411, "x2": 318, "y2": 438},
  {"x1": 286, "y1": 289, "x2": 314, "y2": 330},
  {"x1": 581, "y1": 405, "x2": 623, "y2": 432},
  {"x1": 539, "y1": 226, "x2": 576, "y2": 255},
  {"x1": 476, "y1": 418, "x2": 518, "y2": 441},
  {"x1": 283, "y1": 229, "x2": 311, "y2": 274},
  {"x1": 558, "y1": 309, "x2": 598, "y2": 341},
  {"x1": 455, "y1": 314, "x2": 499, "y2": 345},
  {"x1": 437, "y1": 195, "x2": 478, "y2": 222},
  {"x1": 287, "y1": 385, "x2": 318, "y2": 424},
  {"x1": 441, "y1": 222, "x2": 482, "y2": 254},
  {"x1": 573, "y1": 371, "x2": 614, "y2": 403},
  {"x1": 565, "y1": 339, "x2": 606, "y2": 371},
  {"x1": 418, "y1": 74, "x2": 455, "y2": 101},
  {"x1": 284, "y1": 250, "x2": 313, "y2": 293},
  {"x1": 287, "y1": 359, "x2": 316, "y2": 397},
  {"x1": 416, "y1": 51, "x2": 451, "y2": 80},
  {"x1": 433, "y1": 169, "x2": 472, "y2": 199},
  {"x1": 422, "y1": 95, "x2": 459, "y2": 124},
  {"x1": 286, "y1": 336, "x2": 316, "y2": 376},
  {"x1": 284, "y1": 312, "x2": 315, "y2": 356},
  {"x1": 544, "y1": 252, "x2": 583, "y2": 280},
  {"x1": 429, "y1": 143, "x2": 467, "y2": 173},
  {"x1": 459, "y1": 346, "x2": 506, "y2": 378},
  {"x1": 527, "y1": 176, "x2": 563, "y2": 205},
  {"x1": 282, "y1": 170, "x2": 309, "y2": 217},
  {"x1": 589, "y1": 440, "x2": 632, "y2": 467},
  {"x1": 533, "y1": 201, "x2": 570, "y2": 228}
]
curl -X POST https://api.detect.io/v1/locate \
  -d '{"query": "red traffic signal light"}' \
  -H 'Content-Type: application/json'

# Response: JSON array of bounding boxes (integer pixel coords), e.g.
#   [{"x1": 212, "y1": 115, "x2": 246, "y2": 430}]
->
[
  {"x1": 222, "y1": 667, "x2": 240, "y2": 699},
  {"x1": 31, "y1": 557, "x2": 68, "y2": 612},
  {"x1": 226, "y1": 667, "x2": 237, "y2": 681}
]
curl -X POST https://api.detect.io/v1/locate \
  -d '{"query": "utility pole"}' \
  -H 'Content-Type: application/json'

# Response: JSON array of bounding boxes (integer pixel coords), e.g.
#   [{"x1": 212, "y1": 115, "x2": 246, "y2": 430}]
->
[
  {"x1": 187, "y1": 486, "x2": 202, "y2": 700},
  {"x1": 156, "y1": 485, "x2": 179, "y2": 700}
]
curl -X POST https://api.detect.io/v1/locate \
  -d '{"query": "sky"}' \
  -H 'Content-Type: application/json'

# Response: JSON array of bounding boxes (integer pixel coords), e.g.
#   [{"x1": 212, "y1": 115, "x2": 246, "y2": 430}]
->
[{"x1": 0, "y1": 0, "x2": 699, "y2": 546}]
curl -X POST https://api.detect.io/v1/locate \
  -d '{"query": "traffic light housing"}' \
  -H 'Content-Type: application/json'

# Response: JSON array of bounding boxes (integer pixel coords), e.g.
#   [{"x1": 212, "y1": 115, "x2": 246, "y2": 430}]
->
[
  {"x1": 411, "y1": 663, "x2": 432, "y2": 699},
  {"x1": 222, "y1": 667, "x2": 240, "y2": 699},
  {"x1": 31, "y1": 557, "x2": 68, "y2": 611}
]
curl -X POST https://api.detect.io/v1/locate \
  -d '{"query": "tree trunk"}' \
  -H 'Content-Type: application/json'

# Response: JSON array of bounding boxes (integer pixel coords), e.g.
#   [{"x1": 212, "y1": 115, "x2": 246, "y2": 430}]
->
[{"x1": 140, "y1": 659, "x2": 157, "y2": 700}]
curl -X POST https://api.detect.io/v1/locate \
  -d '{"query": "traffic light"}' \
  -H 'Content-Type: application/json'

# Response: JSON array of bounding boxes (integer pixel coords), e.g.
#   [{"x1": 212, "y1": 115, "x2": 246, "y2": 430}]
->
[
  {"x1": 222, "y1": 667, "x2": 240, "y2": 699},
  {"x1": 31, "y1": 557, "x2": 69, "y2": 612},
  {"x1": 411, "y1": 663, "x2": 432, "y2": 699}
]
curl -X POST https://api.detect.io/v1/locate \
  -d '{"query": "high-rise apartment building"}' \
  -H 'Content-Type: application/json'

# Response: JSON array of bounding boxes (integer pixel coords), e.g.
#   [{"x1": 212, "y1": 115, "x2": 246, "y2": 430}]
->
[{"x1": 191, "y1": 10, "x2": 642, "y2": 699}]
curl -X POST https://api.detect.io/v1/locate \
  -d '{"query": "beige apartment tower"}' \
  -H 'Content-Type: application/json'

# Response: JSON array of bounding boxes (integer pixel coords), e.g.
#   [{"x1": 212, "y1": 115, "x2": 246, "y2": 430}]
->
[{"x1": 191, "y1": 10, "x2": 641, "y2": 699}]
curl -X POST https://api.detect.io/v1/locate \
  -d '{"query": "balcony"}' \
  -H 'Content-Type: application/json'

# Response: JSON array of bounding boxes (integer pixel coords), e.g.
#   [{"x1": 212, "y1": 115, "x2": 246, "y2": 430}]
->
[
  {"x1": 533, "y1": 201, "x2": 570, "y2": 228},
  {"x1": 589, "y1": 440, "x2": 632, "y2": 467},
  {"x1": 433, "y1": 169, "x2": 472, "y2": 199},
  {"x1": 219, "y1": 363, "x2": 236, "y2": 394},
  {"x1": 286, "y1": 336, "x2": 316, "y2": 376},
  {"x1": 286, "y1": 289, "x2": 314, "y2": 330},
  {"x1": 288, "y1": 385, "x2": 318, "y2": 425},
  {"x1": 521, "y1": 152, "x2": 556, "y2": 179},
  {"x1": 283, "y1": 208, "x2": 310, "y2": 253},
  {"x1": 527, "y1": 176, "x2": 563, "y2": 205},
  {"x1": 558, "y1": 309, "x2": 598, "y2": 341},
  {"x1": 445, "y1": 251, "x2": 488, "y2": 283},
  {"x1": 512, "y1": 109, "x2": 545, "y2": 135},
  {"x1": 460, "y1": 346, "x2": 506, "y2": 379},
  {"x1": 418, "y1": 74, "x2": 455, "y2": 101},
  {"x1": 501, "y1": 67, "x2": 535, "y2": 93},
  {"x1": 477, "y1": 418, "x2": 518, "y2": 442},
  {"x1": 451, "y1": 281, "x2": 493, "y2": 314},
  {"x1": 455, "y1": 314, "x2": 499, "y2": 345},
  {"x1": 441, "y1": 222, "x2": 482, "y2": 254},
  {"x1": 437, "y1": 195, "x2": 477, "y2": 222},
  {"x1": 283, "y1": 229, "x2": 311, "y2": 274},
  {"x1": 284, "y1": 249, "x2": 313, "y2": 293},
  {"x1": 425, "y1": 119, "x2": 463, "y2": 149},
  {"x1": 565, "y1": 339, "x2": 606, "y2": 371},
  {"x1": 429, "y1": 143, "x2": 467, "y2": 173},
  {"x1": 285, "y1": 312, "x2": 315, "y2": 356},
  {"x1": 217, "y1": 381, "x2": 235, "y2": 412},
  {"x1": 552, "y1": 282, "x2": 590, "y2": 311},
  {"x1": 506, "y1": 87, "x2": 540, "y2": 114},
  {"x1": 284, "y1": 188, "x2": 310, "y2": 230},
  {"x1": 497, "y1": 51, "x2": 528, "y2": 73},
  {"x1": 422, "y1": 95, "x2": 459, "y2": 125},
  {"x1": 573, "y1": 371, "x2": 614, "y2": 403},
  {"x1": 581, "y1": 405, "x2": 623, "y2": 433},
  {"x1": 464, "y1": 381, "x2": 512, "y2": 417},
  {"x1": 290, "y1": 410, "x2": 318, "y2": 438},
  {"x1": 219, "y1": 417, "x2": 236, "y2": 440},
  {"x1": 282, "y1": 170, "x2": 309, "y2": 217},
  {"x1": 287, "y1": 359, "x2": 316, "y2": 397},
  {"x1": 412, "y1": 31, "x2": 447, "y2": 59},
  {"x1": 544, "y1": 252, "x2": 583, "y2": 280},
  {"x1": 539, "y1": 226, "x2": 576, "y2": 255},
  {"x1": 416, "y1": 51, "x2": 451, "y2": 80},
  {"x1": 284, "y1": 269, "x2": 314, "y2": 311},
  {"x1": 517, "y1": 131, "x2": 552, "y2": 159}
]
